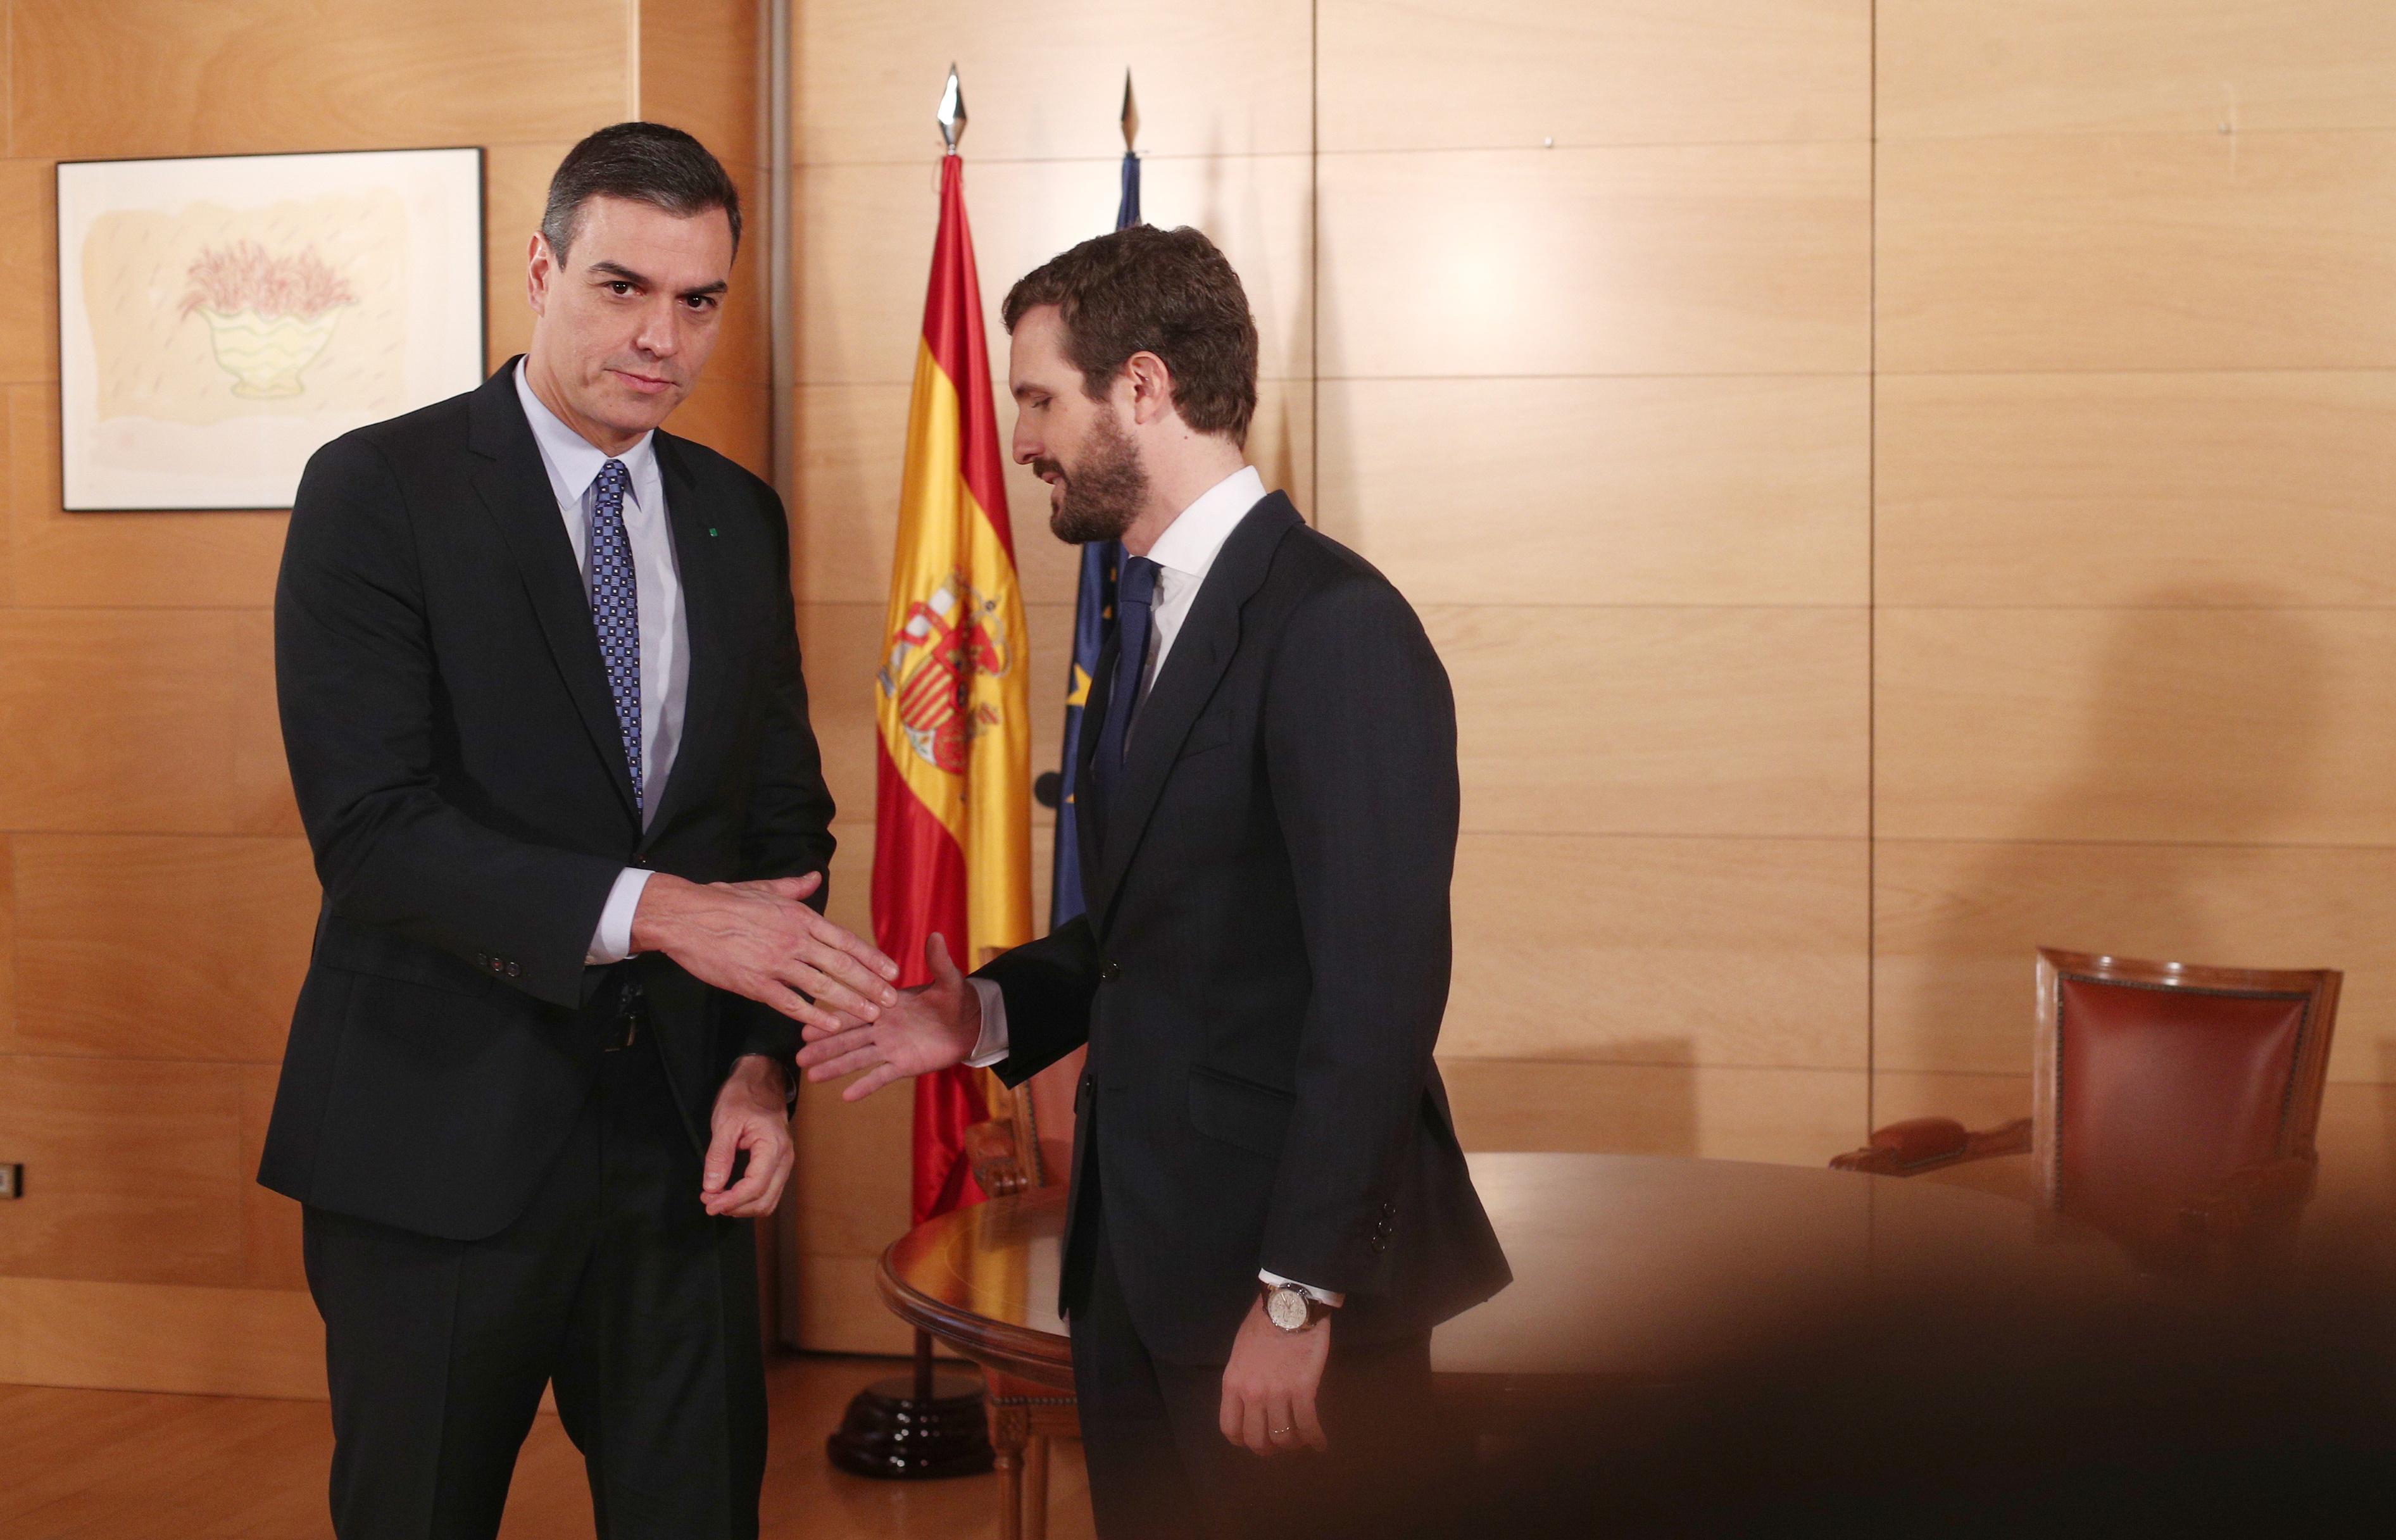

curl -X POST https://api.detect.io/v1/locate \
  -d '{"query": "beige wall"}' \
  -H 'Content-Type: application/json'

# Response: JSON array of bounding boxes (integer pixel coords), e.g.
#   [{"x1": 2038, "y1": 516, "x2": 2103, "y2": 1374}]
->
[
  {"x1": 787, "y1": 0, "x2": 2396, "y2": 1350},
  {"x1": 0, "y1": 0, "x2": 765, "y2": 1396}
]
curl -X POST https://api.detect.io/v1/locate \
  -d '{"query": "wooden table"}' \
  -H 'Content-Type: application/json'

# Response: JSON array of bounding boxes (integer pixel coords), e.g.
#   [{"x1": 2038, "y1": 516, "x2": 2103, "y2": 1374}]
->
[{"x1": 877, "y1": 1152, "x2": 2129, "y2": 1538}]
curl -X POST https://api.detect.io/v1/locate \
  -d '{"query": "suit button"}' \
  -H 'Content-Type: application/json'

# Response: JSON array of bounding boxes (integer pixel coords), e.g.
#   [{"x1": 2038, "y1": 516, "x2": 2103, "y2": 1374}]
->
[
  {"x1": 505, "y1": 962, "x2": 522, "y2": 979},
  {"x1": 491, "y1": 958, "x2": 505, "y2": 973},
  {"x1": 1100, "y1": 960, "x2": 1121, "y2": 982},
  {"x1": 473, "y1": 952, "x2": 489, "y2": 967}
]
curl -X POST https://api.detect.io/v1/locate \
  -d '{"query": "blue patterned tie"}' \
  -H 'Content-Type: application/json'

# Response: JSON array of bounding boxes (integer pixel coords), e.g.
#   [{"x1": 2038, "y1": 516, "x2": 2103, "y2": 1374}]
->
[{"x1": 588, "y1": 458, "x2": 643, "y2": 815}]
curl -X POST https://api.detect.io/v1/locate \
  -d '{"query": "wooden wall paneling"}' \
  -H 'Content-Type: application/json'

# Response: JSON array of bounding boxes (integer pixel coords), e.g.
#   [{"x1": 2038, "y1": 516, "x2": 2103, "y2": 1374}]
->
[
  {"x1": 1427, "y1": 606, "x2": 1869, "y2": 839},
  {"x1": 792, "y1": 1072, "x2": 913, "y2": 1261},
  {"x1": 2311, "y1": 1082, "x2": 2396, "y2": 1219},
  {"x1": 1437, "y1": 1058, "x2": 1868, "y2": 1166},
  {"x1": 667, "y1": 377, "x2": 772, "y2": 480},
  {"x1": 239, "y1": 1063, "x2": 305, "y2": 1292},
  {"x1": 1316, "y1": 143, "x2": 1870, "y2": 379},
  {"x1": 1875, "y1": 370, "x2": 2396, "y2": 608},
  {"x1": 1878, "y1": 0, "x2": 2396, "y2": 139},
  {"x1": 0, "y1": 158, "x2": 51, "y2": 384},
  {"x1": 482, "y1": 140, "x2": 579, "y2": 370},
  {"x1": 793, "y1": 379, "x2": 1314, "y2": 609},
  {"x1": 790, "y1": 1252, "x2": 912, "y2": 1356},
  {"x1": 1317, "y1": 376, "x2": 1870, "y2": 607},
  {"x1": 1869, "y1": 1069, "x2": 2035, "y2": 1133},
  {"x1": 1874, "y1": 607, "x2": 2396, "y2": 847},
  {"x1": 0, "y1": 1277, "x2": 321, "y2": 1398},
  {"x1": 792, "y1": 0, "x2": 1312, "y2": 164},
  {"x1": 1877, "y1": 132, "x2": 2396, "y2": 373},
  {"x1": 6, "y1": 835, "x2": 317, "y2": 1062},
  {"x1": 795, "y1": 154, "x2": 1314, "y2": 387},
  {"x1": 800, "y1": 601, "x2": 1076, "y2": 832},
  {"x1": 1446, "y1": 833, "x2": 1868, "y2": 1069},
  {"x1": 1317, "y1": 0, "x2": 1870, "y2": 152},
  {"x1": 0, "y1": 1056, "x2": 249, "y2": 1287},
  {"x1": 0, "y1": 609, "x2": 296, "y2": 836},
  {"x1": 6, "y1": 387, "x2": 289, "y2": 608},
  {"x1": 7, "y1": 0, "x2": 629, "y2": 162},
  {"x1": 1874, "y1": 837, "x2": 2396, "y2": 1080},
  {"x1": 638, "y1": 0, "x2": 762, "y2": 170},
  {"x1": 0, "y1": 837, "x2": 13, "y2": 1038}
]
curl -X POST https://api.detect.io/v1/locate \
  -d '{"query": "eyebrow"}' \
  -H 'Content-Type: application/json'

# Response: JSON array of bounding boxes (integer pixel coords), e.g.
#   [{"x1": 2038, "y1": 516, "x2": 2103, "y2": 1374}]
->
[{"x1": 587, "y1": 260, "x2": 729, "y2": 299}]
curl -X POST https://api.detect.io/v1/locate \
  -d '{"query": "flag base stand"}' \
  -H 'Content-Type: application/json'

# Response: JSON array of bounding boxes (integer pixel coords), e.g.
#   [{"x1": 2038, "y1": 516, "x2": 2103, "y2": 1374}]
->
[{"x1": 826, "y1": 1329, "x2": 996, "y2": 1480}]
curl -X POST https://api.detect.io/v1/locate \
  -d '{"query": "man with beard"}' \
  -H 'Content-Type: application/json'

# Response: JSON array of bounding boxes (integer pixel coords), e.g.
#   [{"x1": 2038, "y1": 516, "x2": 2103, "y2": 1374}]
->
[
  {"x1": 798, "y1": 223, "x2": 1511, "y2": 1539},
  {"x1": 265, "y1": 123, "x2": 898, "y2": 1537}
]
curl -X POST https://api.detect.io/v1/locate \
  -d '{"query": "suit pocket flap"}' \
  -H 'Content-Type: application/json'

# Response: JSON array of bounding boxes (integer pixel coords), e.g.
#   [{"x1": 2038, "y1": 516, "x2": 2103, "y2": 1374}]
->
[{"x1": 1187, "y1": 1066, "x2": 1295, "y2": 1158}]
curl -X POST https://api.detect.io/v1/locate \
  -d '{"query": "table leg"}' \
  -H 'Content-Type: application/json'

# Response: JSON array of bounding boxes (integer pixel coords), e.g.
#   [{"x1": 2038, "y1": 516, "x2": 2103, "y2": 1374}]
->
[
  {"x1": 989, "y1": 1401, "x2": 1030, "y2": 1540},
  {"x1": 1024, "y1": 1433, "x2": 1051, "y2": 1540}
]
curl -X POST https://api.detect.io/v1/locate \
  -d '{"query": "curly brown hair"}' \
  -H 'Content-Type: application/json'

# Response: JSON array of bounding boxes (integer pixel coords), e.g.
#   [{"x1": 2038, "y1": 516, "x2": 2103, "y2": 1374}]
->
[{"x1": 1001, "y1": 223, "x2": 1258, "y2": 448}]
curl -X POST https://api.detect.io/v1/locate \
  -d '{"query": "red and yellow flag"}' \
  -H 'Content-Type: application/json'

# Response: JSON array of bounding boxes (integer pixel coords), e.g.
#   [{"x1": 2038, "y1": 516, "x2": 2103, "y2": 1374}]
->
[{"x1": 873, "y1": 151, "x2": 1033, "y2": 1225}]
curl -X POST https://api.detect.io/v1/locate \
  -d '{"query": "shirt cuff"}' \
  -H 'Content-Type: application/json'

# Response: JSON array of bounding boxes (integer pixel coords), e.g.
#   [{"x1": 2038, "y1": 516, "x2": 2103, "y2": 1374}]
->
[
  {"x1": 963, "y1": 979, "x2": 1010, "y2": 1068},
  {"x1": 586, "y1": 867, "x2": 655, "y2": 965},
  {"x1": 1260, "y1": 1271, "x2": 1345, "y2": 1308}
]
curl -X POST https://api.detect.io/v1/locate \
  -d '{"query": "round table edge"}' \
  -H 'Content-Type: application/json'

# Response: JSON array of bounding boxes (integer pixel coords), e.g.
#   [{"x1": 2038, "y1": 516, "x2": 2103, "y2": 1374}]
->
[{"x1": 875, "y1": 1231, "x2": 1077, "y2": 1393}]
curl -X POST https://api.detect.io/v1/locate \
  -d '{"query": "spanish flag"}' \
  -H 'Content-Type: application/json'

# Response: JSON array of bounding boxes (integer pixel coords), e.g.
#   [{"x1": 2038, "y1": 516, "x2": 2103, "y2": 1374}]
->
[{"x1": 872, "y1": 149, "x2": 1032, "y2": 1225}]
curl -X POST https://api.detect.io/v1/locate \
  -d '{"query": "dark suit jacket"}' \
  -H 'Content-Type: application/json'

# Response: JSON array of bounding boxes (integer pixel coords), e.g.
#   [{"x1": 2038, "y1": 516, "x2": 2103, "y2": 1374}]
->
[
  {"x1": 979, "y1": 492, "x2": 1511, "y2": 1365},
  {"x1": 260, "y1": 360, "x2": 836, "y2": 1241}
]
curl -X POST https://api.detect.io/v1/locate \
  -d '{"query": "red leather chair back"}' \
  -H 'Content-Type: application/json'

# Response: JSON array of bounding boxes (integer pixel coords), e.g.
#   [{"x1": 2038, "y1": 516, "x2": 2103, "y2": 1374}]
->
[{"x1": 2033, "y1": 950, "x2": 2338, "y2": 1246}]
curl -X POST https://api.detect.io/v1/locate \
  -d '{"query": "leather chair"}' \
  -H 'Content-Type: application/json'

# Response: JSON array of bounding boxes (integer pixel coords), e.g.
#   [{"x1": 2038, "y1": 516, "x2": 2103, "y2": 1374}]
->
[{"x1": 1833, "y1": 948, "x2": 2341, "y2": 1273}]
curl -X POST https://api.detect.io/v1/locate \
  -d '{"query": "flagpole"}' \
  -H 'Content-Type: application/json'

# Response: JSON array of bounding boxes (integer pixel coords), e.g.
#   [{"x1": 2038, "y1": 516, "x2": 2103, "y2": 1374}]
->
[{"x1": 824, "y1": 63, "x2": 999, "y2": 1486}]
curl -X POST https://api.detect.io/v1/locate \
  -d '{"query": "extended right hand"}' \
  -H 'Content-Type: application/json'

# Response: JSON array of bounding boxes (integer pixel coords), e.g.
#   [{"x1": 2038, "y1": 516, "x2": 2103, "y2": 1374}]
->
[
  {"x1": 630, "y1": 871, "x2": 899, "y2": 1032},
  {"x1": 796, "y1": 933, "x2": 983, "y2": 1101}
]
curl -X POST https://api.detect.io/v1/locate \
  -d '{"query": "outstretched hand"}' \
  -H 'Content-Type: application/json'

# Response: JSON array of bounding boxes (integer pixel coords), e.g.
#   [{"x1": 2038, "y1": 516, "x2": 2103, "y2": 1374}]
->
[
  {"x1": 796, "y1": 933, "x2": 982, "y2": 1102},
  {"x1": 629, "y1": 870, "x2": 900, "y2": 1033}
]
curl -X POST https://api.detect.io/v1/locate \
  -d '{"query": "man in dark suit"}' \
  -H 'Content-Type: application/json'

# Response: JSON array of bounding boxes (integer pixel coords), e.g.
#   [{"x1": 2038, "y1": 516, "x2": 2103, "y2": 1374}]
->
[
  {"x1": 799, "y1": 225, "x2": 1511, "y2": 1538},
  {"x1": 263, "y1": 123, "x2": 899, "y2": 1539}
]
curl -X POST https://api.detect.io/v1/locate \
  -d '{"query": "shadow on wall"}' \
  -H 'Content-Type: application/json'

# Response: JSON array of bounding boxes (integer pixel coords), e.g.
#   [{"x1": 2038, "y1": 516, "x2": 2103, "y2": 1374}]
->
[{"x1": 1879, "y1": 589, "x2": 2327, "y2": 1126}]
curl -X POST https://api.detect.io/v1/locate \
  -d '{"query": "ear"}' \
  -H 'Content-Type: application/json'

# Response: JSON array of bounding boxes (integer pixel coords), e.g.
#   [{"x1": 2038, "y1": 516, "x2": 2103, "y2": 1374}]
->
[
  {"x1": 1122, "y1": 349, "x2": 1177, "y2": 428},
  {"x1": 526, "y1": 233, "x2": 555, "y2": 318}
]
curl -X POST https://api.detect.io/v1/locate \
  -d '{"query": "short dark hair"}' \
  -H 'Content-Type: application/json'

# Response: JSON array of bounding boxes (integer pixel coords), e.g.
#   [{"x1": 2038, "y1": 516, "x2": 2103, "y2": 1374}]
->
[
  {"x1": 541, "y1": 122, "x2": 741, "y2": 265},
  {"x1": 1001, "y1": 224, "x2": 1258, "y2": 446}
]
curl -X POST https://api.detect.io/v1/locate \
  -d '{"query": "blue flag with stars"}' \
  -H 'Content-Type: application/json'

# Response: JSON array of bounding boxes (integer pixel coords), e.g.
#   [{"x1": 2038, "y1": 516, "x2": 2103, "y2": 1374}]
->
[{"x1": 1050, "y1": 149, "x2": 1139, "y2": 928}]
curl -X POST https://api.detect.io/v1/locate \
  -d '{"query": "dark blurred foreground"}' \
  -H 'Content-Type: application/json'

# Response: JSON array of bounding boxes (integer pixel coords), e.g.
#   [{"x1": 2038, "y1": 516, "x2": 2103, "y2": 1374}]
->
[{"x1": 1460, "y1": 1218, "x2": 2396, "y2": 1537}]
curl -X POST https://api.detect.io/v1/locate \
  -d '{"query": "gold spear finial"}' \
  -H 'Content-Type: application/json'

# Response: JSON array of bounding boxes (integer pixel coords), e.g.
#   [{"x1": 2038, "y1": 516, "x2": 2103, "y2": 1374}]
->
[{"x1": 1120, "y1": 70, "x2": 1139, "y2": 153}]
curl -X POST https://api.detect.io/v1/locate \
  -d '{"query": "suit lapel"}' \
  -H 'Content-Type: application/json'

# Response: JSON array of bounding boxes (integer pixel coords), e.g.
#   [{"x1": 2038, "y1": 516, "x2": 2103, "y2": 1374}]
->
[
  {"x1": 639, "y1": 432, "x2": 724, "y2": 848},
  {"x1": 467, "y1": 362, "x2": 640, "y2": 827},
  {"x1": 1087, "y1": 496, "x2": 1301, "y2": 927}
]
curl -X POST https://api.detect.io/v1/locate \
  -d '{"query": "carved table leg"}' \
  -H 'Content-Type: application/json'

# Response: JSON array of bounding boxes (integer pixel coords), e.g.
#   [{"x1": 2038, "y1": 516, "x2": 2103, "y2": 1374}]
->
[
  {"x1": 988, "y1": 1399, "x2": 1032, "y2": 1540},
  {"x1": 1024, "y1": 1432, "x2": 1051, "y2": 1540}
]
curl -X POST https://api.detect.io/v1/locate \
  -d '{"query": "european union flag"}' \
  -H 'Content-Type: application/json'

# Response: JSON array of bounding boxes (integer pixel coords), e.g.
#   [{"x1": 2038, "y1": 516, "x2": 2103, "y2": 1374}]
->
[{"x1": 1050, "y1": 147, "x2": 1139, "y2": 928}]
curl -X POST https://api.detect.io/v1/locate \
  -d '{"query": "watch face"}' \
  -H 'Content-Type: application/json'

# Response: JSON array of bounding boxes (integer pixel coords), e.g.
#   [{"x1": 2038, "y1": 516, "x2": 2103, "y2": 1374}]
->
[{"x1": 1266, "y1": 1287, "x2": 1310, "y2": 1331}]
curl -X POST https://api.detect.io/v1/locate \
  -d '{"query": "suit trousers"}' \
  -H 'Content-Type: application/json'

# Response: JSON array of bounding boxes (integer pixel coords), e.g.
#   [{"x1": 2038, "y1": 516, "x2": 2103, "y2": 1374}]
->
[
  {"x1": 300, "y1": 1018, "x2": 766, "y2": 1540},
  {"x1": 1068, "y1": 1182, "x2": 1458, "y2": 1540}
]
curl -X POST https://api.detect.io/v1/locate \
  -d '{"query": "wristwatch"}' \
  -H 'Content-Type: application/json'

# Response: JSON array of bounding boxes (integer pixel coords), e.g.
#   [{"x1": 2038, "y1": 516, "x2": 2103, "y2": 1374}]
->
[{"x1": 1259, "y1": 1280, "x2": 1334, "y2": 1333}]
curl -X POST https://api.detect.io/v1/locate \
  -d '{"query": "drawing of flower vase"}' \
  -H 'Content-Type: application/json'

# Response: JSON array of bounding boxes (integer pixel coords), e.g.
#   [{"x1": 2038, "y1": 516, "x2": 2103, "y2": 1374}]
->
[{"x1": 181, "y1": 241, "x2": 357, "y2": 399}]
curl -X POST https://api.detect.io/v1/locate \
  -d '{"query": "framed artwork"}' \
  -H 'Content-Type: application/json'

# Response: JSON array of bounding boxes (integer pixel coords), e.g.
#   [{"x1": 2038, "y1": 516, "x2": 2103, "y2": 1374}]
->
[{"x1": 56, "y1": 146, "x2": 486, "y2": 511}]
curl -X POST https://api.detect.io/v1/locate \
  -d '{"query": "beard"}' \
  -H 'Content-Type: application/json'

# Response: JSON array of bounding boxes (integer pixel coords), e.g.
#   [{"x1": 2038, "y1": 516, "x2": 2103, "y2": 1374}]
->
[{"x1": 1043, "y1": 410, "x2": 1148, "y2": 544}]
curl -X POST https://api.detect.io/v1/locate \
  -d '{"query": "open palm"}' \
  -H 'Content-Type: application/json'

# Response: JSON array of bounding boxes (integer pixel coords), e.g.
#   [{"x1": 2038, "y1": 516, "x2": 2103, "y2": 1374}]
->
[{"x1": 796, "y1": 932, "x2": 982, "y2": 1101}]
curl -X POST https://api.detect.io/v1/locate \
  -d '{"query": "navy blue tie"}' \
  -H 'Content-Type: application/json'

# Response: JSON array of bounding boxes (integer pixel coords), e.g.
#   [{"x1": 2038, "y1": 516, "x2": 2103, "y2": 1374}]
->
[
  {"x1": 1091, "y1": 556, "x2": 1161, "y2": 804},
  {"x1": 588, "y1": 458, "x2": 643, "y2": 815}
]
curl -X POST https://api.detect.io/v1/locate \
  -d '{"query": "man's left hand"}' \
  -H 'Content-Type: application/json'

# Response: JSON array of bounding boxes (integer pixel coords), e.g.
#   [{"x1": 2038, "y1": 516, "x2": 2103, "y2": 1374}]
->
[
  {"x1": 701, "y1": 1055, "x2": 794, "y2": 1218},
  {"x1": 1220, "y1": 1296, "x2": 1331, "y2": 1456}
]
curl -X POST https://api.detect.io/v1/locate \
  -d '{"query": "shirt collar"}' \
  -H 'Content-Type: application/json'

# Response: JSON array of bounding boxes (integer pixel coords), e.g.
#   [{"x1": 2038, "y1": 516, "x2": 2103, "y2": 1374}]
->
[
  {"x1": 513, "y1": 358, "x2": 657, "y2": 504},
  {"x1": 1144, "y1": 465, "x2": 1267, "y2": 584}
]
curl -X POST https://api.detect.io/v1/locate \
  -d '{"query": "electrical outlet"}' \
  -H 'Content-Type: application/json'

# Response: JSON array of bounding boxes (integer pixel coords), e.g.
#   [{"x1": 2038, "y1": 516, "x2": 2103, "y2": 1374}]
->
[{"x1": 0, "y1": 1164, "x2": 21, "y2": 1199}]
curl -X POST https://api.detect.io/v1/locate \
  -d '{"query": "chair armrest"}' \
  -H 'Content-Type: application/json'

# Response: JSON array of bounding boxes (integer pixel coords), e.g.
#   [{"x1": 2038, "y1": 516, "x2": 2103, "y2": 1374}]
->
[
  {"x1": 1831, "y1": 1116, "x2": 2032, "y2": 1177},
  {"x1": 964, "y1": 1118, "x2": 1030, "y2": 1198},
  {"x1": 2181, "y1": 1154, "x2": 2318, "y2": 1241}
]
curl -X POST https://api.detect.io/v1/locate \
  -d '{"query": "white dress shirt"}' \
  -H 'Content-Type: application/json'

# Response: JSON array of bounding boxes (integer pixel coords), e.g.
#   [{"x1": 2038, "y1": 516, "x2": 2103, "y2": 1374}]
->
[
  {"x1": 513, "y1": 361, "x2": 690, "y2": 965},
  {"x1": 959, "y1": 467, "x2": 1341, "y2": 1306}
]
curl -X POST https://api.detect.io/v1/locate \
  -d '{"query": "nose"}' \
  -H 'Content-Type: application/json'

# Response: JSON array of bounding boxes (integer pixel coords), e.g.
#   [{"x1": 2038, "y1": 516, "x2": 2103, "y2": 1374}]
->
[
  {"x1": 632, "y1": 295, "x2": 679, "y2": 360},
  {"x1": 1010, "y1": 416, "x2": 1038, "y2": 466}
]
